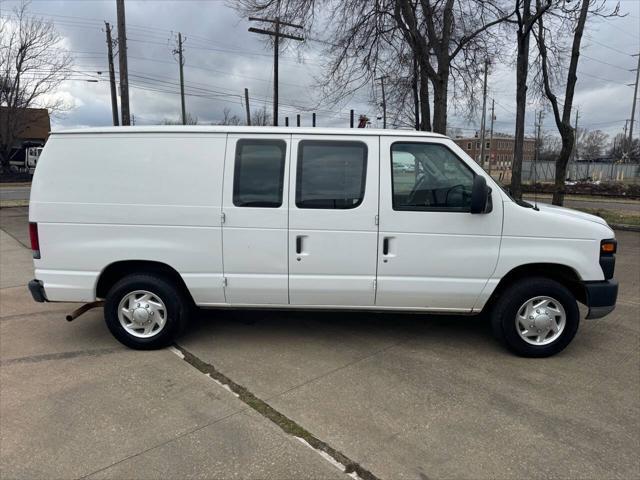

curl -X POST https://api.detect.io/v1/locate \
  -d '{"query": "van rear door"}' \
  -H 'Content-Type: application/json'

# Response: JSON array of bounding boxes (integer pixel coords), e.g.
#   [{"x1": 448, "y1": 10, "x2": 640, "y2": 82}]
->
[
  {"x1": 288, "y1": 135, "x2": 379, "y2": 306},
  {"x1": 221, "y1": 134, "x2": 291, "y2": 304}
]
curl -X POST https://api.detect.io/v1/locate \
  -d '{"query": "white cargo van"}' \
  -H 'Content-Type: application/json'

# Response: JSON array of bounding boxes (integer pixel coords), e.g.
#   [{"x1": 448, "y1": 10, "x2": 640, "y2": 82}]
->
[{"x1": 28, "y1": 127, "x2": 618, "y2": 356}]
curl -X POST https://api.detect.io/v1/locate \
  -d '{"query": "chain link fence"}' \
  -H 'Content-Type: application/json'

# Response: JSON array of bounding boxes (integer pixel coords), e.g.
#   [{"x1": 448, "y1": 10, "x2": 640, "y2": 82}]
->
[{"x1": 522, "y1": 161, "x2": 640, "y2": 183}]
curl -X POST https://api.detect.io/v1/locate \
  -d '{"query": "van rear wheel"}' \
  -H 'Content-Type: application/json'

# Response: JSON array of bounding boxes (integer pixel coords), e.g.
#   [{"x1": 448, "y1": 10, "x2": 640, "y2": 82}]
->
[
  {"x1": 491, "y1": 277, "x2": 580, "y2": 357},
  {"x1": 104, "y1": 274, "x2": 187, "y2": 349}
]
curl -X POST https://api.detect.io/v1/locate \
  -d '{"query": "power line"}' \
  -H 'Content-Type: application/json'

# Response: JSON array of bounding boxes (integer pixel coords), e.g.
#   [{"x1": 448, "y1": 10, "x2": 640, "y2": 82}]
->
[
  {"x1": 581, "y1": 54, "x2": 634, "y2": 72},
  {"x1": 12, "y1": 11, "x2": 322, "y2": 67},
  {"x1": 585, "y1": 37, "x2": 635, "y2": 57}
]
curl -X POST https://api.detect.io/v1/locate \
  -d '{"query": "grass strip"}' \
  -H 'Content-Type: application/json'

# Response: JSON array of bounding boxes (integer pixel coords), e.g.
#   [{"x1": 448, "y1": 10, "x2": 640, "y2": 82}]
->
[{"x1": 576, "y1": 208, "x2": 640, "y2": 227}]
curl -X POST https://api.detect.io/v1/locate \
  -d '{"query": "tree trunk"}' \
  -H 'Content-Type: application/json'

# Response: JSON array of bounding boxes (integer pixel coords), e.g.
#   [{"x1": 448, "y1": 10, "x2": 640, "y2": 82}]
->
[
  {"x1": 419, "y1": 70, "x2": 431, "y2": 131},
  {"x1": 510, "y1": 3, "x2": 532, "y2": 201},
  {"x1": 413, "y1": 54, "x2": 420, "y2": 130},
  {"x1": 431, "y1": 74, "x2": 448, "y2": 134},
  {"x1": 550, "y1": 0, "x2": 589, "y2": 206},
  {"x1": 510, "y1": 45, "x2": 529, "y2": 200},
  {"x1": 552, "y1": 132, "x2": 573, "y2": 205}
]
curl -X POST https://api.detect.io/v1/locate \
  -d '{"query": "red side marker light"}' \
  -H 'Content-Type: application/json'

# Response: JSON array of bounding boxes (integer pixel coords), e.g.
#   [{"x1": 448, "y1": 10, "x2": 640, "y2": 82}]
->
[{"x1": 29, "y1": 222, "x2": 41, "y2": 259}]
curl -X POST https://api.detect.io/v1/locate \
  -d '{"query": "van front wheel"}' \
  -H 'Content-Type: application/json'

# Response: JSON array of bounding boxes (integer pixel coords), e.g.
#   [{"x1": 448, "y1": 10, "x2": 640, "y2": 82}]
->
[
  {"x1": 104, "y1": 274, "x2": 187, "y2": 349},
  {"x1": 491, "y1": 277, "x2": 580, "y2": 357}
]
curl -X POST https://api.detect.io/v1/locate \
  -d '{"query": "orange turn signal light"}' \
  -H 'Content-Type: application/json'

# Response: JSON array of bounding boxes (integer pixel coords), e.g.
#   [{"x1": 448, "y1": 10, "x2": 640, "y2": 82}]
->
[{"x1": 601, "y1": 240, "x2": 617, "y2": 254}]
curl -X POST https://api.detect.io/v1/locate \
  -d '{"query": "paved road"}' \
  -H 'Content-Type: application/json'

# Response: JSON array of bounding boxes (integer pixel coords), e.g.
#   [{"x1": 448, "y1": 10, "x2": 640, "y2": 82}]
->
[
  {"x1": 1, "y1": 207, "x2": 639, "y2": 479},
  {"x1": 0, "y1": 186, "x2": 30, "y2": 201}
]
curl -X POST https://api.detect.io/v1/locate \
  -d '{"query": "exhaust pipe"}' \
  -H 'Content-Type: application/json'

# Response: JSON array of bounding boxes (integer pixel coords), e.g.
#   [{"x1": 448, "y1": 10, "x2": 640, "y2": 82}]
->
[{"x1": 66, "y1": 301, "x2": 104, "y2": 322}]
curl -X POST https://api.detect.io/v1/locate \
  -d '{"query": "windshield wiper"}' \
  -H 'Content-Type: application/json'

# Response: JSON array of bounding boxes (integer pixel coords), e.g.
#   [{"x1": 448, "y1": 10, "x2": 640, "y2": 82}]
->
[{"x1": 516, "y1": 198, "x2": 539, "y2": 210}]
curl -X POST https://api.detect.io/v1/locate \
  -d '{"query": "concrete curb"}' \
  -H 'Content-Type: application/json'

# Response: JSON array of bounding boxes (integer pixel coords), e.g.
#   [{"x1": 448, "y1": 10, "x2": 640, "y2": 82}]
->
[
  {"x1": 0, "y1": 182, "x2": 32, "y2": 188},
  {"x1": 0, "y1": 201, "x2": 29, "y2": 208}
]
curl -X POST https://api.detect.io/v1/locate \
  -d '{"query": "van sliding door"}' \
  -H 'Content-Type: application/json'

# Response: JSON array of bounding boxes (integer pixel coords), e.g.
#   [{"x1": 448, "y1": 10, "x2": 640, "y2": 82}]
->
[
  {"x1": 288, "y1": 135, "x2": 380, "y2": 306},
  {"x1": 221, "y1": 134, "x2": 291, "y2": 305}
]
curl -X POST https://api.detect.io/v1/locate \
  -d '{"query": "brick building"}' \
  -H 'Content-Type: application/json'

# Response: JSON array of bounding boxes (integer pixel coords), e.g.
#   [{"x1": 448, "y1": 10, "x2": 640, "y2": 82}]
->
[
  {"x1": 0, "y1": 107, "x2": 51, "y2": 148},
  {"x1": 453, "y1": 133, "x2": 535, "y2": 175}
]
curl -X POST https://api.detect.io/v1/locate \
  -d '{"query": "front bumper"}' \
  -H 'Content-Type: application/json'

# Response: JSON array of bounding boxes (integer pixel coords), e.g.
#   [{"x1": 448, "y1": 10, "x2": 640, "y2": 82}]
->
[
  {"x1": 584, "y1": 280, "x2": 618, "y2": 319},
  {"x1": 28, "y1": 279, "x2": 48, "y2": 303}
]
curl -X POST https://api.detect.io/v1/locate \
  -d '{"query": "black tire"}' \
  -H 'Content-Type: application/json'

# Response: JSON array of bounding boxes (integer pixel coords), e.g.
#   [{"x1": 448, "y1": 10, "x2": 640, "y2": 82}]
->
[
  {"x1": 104, "y1": 273, "x2": 188, "y2": 350},
  {"x1": 490, "y1": 277, "x2": 580, "y2": 357}
]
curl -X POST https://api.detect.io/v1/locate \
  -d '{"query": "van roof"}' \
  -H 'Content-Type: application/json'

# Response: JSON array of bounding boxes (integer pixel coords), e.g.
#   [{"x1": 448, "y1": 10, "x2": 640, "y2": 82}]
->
[{"x1": 52, "y1": 126, "x2": 448, "y2": 138}]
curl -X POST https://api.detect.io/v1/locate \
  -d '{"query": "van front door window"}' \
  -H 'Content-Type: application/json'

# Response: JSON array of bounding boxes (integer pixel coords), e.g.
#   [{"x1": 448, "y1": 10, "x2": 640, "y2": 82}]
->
[{"x1": 391, "y1": 143, "x2": 474, "y2": 211}]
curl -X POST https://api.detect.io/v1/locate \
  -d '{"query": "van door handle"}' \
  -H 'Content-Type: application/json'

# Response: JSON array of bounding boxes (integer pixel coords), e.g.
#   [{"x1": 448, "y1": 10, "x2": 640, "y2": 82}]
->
[
  {"x1": 383, "y1": 237, "x2": 389, "y2": 255},
  {"x1": 296, "y1": 236, "x2": 303, "y2": 254}
]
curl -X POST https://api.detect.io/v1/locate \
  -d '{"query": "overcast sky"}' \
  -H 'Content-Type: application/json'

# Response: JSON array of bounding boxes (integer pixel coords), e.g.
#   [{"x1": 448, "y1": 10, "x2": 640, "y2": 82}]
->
[{"x1": 2, "y1": 0, "x2": 639, "y2": 139}]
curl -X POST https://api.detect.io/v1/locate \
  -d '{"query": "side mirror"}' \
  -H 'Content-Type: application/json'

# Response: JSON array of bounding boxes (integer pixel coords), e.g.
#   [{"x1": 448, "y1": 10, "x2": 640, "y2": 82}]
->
[{"x1": 470, "y1": 175, "x2": 491, "y2": 214}]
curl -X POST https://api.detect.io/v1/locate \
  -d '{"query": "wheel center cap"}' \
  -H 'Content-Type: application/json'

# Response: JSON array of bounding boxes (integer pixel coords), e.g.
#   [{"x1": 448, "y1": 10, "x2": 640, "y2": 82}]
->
[
  {"x1": 132, "y1": 308, "x2": 150, "y2": 324},
  {"x1": 534, "y1": 313, "x2": 551, "y2": 330}
]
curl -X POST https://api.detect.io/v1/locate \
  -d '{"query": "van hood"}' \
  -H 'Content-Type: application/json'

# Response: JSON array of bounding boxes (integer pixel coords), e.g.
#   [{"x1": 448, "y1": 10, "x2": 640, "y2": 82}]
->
[{"x1": 534, "y1": 202, "x2": 609, "y2": 227}]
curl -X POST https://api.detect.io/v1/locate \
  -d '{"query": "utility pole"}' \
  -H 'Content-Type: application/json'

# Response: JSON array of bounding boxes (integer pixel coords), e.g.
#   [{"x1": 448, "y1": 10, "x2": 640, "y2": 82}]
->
[
  {"x1": 535, "y1": 110, "x2": 543, "y2": 163},
  {"x1": 248, "y1": 17, "x2": 303, "y2": 126},
  {"x1": 623, "y1": 119, "x2": 629, "y2": 158},
  {"x1": 628, "y1": 53, "x2": 639, "y2": 145},
  {"x1": 173, "y1": 32, "x2": 186, "y2": 125},
  {"x1": 312, "y1": 112, "x2": 316, "y2": 127},
  {"x1": 296, "y1": 114, "x2": 300, "y2": 127},
  {"x1": 488, "y1": 99, "x2": 495, "y2": 175},
  {"x1": 571, "y1": 108, "x2": 579, "y2": 167},
  {"x1": 350, "y1": 109, "x2": 354, "y2": 128},
  {"x1": 533, "y1": 110, "x2": 543, "y2": 185},
  {"x1": 376, "y1": 76, "x2": 388, "y2": 129},
  {"x1": 244, "y1": 88, "x2": 251, "y2": 126},
  {"x1": 116, "y1": 0, "x2": 130, "y2": 126},
  {"x1": 104, "y1": 22, "x2": 119, "y2": 126},
  {"x1": 479, "y1": 59, "x2": 489, "y2": 169}
]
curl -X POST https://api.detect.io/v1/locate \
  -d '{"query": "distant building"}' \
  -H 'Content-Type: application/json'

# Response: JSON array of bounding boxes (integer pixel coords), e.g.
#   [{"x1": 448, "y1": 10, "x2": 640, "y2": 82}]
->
[
  {"x1": 453, "y1": 132, "x2": 536, "y2": 176},
  {"x1": 0, "y1": 107, "x2": 51, "y2": 149}
]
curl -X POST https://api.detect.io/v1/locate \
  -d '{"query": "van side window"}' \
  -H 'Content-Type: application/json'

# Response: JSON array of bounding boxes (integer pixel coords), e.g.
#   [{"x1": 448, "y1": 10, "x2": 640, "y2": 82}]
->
[
  {"x1": 296, "y1": 141, "x2": 367, "y2": 209},
  {"x1": 391, "y1": 143, "x2": 474, "y2": 212},
  {"x1": 233, "y1": 140, "x2": 286, "y2": 208}
]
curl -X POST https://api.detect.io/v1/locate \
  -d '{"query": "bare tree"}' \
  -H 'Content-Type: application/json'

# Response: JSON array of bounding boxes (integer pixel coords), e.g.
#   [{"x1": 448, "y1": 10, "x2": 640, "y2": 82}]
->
[
  {"x1": 216, "y1": 107, "x2": 242, "y2": 126},
  {"x1": 234, "y1": 0, "x2": 513, "y2": 134},
  {"x1": 161, "y1": 112, "x2": 199, "y2": 125},
  {"x1": 0, "y1": 2, "x2": 71, "y2": 172},
  {"x1": 610, "y1": 132, "x2": 639, "y2": 161},
  {"x1": 251, "y1": 106, "x2": 272, "y2": 126},
  {"x1": 394, "y1": 0, "x2": 513, "y2": 133},
  {"x1": 534, "y1": 0, "x2": 618, "y2": 205},
  {"x1": 578, "y1": 129, "x2": 609, "y2": 161},
  {"x1": 507, "y1": 0, "x2": 551, "y2": 200},
  {"x1": 538, "y1": 131, "x2": 562, "y2": 162}
]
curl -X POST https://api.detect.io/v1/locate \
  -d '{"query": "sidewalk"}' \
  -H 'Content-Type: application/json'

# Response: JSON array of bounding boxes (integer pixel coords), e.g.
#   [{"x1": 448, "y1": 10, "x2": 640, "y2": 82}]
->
[{"x1": 0, "y1": 217, "x2": 349, "y2": 479}]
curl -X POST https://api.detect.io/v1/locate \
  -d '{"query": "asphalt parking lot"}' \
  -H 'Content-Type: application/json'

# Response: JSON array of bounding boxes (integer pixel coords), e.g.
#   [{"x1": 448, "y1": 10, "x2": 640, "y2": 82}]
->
[{"x1": 1, "y1": 206, "x2": 639, "y2": 480}]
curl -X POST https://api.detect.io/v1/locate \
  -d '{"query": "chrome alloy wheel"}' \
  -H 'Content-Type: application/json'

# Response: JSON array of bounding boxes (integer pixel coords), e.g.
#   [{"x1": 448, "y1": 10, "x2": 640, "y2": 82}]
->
[
  {"x1": 117, "y1": 290, "x2": 167, "y2": 338},
  {"x1": 515, "y1": 296, "x2": 566, "y2": 346}
]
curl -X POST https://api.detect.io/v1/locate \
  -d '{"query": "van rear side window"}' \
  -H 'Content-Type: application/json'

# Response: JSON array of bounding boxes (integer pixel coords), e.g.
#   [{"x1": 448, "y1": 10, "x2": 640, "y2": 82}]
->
[
  {"x1": 233, "y1": 140, "x2": 286, "y2": 208},
  {"x1": 296, "y1": 140, "x2": 367, "y2": 209}
]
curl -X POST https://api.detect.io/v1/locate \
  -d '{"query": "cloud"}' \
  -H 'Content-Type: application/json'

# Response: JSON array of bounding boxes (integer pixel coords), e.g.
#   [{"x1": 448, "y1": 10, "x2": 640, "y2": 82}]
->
[{"x1": 3, "y1": 0, "x2": 637, "y2": 136}]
